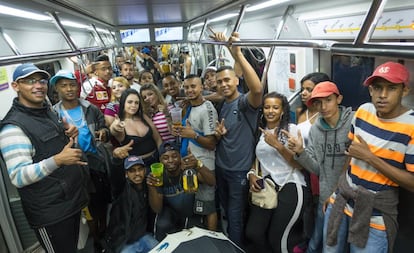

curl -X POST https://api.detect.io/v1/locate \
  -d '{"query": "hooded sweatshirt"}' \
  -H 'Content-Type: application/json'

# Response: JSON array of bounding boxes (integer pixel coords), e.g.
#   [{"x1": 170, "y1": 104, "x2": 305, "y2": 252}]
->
[{"x1": 295, "y1": 105, "x2": 353, "y2": 205}]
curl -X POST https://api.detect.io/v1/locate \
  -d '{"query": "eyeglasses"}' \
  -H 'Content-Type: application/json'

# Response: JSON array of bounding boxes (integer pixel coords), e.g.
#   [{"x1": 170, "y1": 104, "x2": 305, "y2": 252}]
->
[{"x1": 18, "y1": 78, "x2": 48, "y2": 85}]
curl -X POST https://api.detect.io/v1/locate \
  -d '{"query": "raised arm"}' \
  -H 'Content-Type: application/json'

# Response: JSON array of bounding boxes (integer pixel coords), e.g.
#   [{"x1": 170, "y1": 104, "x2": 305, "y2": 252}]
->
[{"x1": 210, "y1": 30, "x2": 263, "y2": 108}]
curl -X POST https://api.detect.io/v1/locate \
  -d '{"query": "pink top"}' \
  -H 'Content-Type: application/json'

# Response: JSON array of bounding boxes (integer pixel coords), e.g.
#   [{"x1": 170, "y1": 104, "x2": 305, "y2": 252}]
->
[
  {"x1": 104, "y1": 102, "x2": 119, "y2": 117},
  {"x1": 152, "y1": 110, "x2": 175, "y2": 142}
]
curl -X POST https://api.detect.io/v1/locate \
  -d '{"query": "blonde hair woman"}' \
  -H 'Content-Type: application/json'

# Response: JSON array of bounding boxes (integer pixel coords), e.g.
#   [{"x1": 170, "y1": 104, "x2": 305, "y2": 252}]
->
[
  {"x1": 140, "y1": 83, "x2": 175, "y2": 142},
  {"x1": 104, "y1": 76, "x2": 130, "y2": 127}
]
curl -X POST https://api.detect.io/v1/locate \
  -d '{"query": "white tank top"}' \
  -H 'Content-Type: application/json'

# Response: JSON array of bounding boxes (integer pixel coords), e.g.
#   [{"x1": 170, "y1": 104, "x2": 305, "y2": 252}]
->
[{"x1": 297, "y1": 110, "x2": 318, "y2": 147}]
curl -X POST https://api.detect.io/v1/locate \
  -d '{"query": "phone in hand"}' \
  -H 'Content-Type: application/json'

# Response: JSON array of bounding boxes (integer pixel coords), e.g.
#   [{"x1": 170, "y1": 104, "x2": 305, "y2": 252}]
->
[{"x1": 256, "y1": 178, "x2": 265, "y2": 189}]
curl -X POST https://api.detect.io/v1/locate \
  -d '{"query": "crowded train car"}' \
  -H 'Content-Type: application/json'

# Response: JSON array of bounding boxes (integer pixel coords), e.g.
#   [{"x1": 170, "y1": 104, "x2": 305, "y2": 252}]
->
[{"x1": 0, "y1": 0, "x2": 413, "y2": 252}]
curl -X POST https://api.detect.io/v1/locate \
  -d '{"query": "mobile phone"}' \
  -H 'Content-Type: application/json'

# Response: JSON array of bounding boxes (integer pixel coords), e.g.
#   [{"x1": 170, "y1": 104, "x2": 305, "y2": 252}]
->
[{"x1": 256, "y1": 178, "x2": 265, "y2": 189}]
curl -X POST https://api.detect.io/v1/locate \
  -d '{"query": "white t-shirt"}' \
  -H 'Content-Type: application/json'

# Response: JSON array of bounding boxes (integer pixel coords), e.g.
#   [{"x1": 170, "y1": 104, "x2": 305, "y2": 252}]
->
[{"x1": 256, "y1": 123, "x2": 306, "y2": 187}]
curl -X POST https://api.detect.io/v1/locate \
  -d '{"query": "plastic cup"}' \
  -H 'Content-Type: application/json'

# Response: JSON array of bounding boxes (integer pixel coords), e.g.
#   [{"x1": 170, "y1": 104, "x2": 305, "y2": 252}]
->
[
  {"x1": 150, "y1": 163, "x2": 164, "y2": 186},
  {"x1": 170, "y1": 107, "x2": 182, "y2": 127}
]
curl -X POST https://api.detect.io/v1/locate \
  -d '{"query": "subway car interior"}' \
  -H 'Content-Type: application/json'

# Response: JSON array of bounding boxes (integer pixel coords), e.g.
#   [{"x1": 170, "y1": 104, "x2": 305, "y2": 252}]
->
[{"x1": 0, "y1": 0, "x2": 413, "y2": 252}]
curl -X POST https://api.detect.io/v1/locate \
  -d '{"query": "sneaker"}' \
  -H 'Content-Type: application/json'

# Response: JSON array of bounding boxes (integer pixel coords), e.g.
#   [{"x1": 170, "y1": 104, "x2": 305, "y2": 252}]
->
[{"x1": 293, "y1": 242, "x2": 308, "y2": 253}]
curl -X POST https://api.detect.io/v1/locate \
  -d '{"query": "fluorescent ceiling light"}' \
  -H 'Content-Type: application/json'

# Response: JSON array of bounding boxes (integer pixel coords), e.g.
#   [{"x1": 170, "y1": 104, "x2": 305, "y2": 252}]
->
[
  {"x1": 191, "y1": 22, "x2": 205, "y2": 29},
  {"x1": 210, "y1": 13, "x2": 238, "y2": 23},
  {"x1": 246, "y1": 0, "x2": 290, "y2": 12},
  {"x1": 96, "y1": 28, "x2": 111, "y2": 34},
  {"x1": 61, "y1": 20, "x2": 90, "y2": 29},
  {"x1": 0, "y1": 5, "x2": 51, "y2": 21}
]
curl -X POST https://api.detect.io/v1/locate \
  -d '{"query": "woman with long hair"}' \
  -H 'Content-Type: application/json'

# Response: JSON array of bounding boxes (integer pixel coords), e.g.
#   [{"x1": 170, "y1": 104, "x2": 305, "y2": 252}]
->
[
  {"x1": 296, "y1": 73, "x2": 330, "y2": 145},
  {"x1": 110, "y1": 89, "x2": 162, "y2": 165},
  {"x1": 140, "y1": 83, "x2": 175, "y2": 142},
  {"x1": 245, "y1": 92, "x2": 309, "y2": 253},
  {"x1": 104, "y1": 76, "x2": 130, "y2": 127}
]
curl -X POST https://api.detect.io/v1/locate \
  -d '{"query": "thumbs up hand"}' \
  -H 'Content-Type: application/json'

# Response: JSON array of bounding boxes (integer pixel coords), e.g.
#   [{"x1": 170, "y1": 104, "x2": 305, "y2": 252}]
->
[{"x1": 54, "y1": 137, "x2": 87, "y2": 167}]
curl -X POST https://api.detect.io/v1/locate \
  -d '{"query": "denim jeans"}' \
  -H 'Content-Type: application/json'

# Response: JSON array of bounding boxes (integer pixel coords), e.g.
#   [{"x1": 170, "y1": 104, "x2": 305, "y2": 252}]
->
[
  {"x1": 306, "y1": 203, "x2": 324, "y2": 253},
  {"x1": 121, "y1": 234, "x2": 159, "y2": 253},
  {"x1": 323, "y1": 204, "x2": 388, "y2": 253},
  {"x1": 216, "y1": 166, "x2": 249, "y2": 248}
]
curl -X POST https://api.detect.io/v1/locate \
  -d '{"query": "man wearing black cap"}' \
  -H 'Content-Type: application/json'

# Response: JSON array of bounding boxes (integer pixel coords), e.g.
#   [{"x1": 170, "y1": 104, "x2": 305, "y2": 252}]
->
[
  {"x1": 101, "y1": 155, "x2": 158, "y2": 253},
  {"x1": 147, "y1": 141, "x2": 215, "y2": 240},
  {"x1": 0, "y1": 63, "x2": 88, "y2": 253}
]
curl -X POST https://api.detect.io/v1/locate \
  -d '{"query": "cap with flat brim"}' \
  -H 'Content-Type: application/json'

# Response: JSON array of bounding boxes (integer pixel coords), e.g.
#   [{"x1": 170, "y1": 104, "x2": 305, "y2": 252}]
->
[
  {"x1": 124, "y1": 155, "x2": 145, "y2": 170},
  {"x1": 49, "y1": 70, "x2": 76, "y2": 86},
  {"x1": 13, "y1": 63, "x2": 50, "y2": 82},
  {"x1": 363, "y1": 61, "x2": 409, "y2": 86},
  {"x1": 306, "y1": 81, "x2": 340, "y2": 107}
]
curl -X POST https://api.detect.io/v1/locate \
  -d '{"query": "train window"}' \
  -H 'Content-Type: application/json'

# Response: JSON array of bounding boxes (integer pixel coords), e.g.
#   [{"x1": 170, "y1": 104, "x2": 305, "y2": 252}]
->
[
  {"x1": 1, "y1": 18, "x2": 71, "y2": 54},
  {"x1": 120, "y1": 28, "x2": 150, "y2": 43},
  {"x1": 370, "y1": 7, "x2": 414, "y2": 43},
  {"x1": 64, "y1": 26, "x2": 100, "y2": 49},
  {"x1": 0, "y1": 32, "x2": 15, "y2": 57},
  {"x1": 332, "y1": 55, "x2": 374, "y2": 110},
  {"x1": 154, "y1": 27, "x2": 183, "y2": 42}
]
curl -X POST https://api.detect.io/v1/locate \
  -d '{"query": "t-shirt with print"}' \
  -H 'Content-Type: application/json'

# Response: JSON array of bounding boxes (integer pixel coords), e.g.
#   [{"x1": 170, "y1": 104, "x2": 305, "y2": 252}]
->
[
  {"x1": 158, "y1": 171, "x2": 195, "y2": 218},
  {"x1": 187, "y1": 100, "x2": 218, "y2": 202}
]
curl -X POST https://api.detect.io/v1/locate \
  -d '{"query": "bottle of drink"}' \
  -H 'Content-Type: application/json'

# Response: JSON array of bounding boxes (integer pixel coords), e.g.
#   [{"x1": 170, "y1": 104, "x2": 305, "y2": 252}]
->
[{"x1": 182, "y1": 169, "x2": 198, "y2": 193}]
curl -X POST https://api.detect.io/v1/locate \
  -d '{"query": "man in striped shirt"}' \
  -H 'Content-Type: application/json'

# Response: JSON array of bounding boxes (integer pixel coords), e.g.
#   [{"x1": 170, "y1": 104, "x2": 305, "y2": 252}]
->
[{"x1": 323, "y1": 62, "x2": 414, "y2": 253}]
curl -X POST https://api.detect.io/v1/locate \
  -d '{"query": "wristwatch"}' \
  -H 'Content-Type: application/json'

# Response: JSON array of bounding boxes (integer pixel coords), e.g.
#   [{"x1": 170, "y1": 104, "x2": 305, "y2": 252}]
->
[
  {"x1": 197, "y1": 160, "x2": 203, "y2": 169},
  {"x1": 194, "y1": 132, "x2": 200, "y2": 140}
]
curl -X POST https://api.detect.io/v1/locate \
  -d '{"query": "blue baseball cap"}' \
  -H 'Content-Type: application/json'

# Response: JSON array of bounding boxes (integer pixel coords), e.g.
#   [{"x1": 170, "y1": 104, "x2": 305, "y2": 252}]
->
[
  {"x1": 141, "y1": 47, "x2": 151, "y2": 54},
  {"x1": 49, "y1": 70, "x2": 76, "y2": 86},
  {"x1": 13, "y1": 63, "x2": 50, "y2": 82},
  {"x1": 124, "y1": 155, "x2": 145, "y2": 170}
]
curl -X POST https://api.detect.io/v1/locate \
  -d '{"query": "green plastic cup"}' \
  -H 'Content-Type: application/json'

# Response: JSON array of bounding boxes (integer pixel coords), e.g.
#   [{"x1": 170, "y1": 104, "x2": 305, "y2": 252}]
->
[{"x1": 150, "y1": 163, "x2": 164, "y2": 186}]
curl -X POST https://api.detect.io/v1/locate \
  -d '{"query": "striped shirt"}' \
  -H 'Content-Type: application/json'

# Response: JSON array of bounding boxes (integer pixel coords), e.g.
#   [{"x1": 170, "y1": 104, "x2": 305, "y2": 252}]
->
[
  {"x1": 0, "y1": 125, "x2": 58, "y2": 188},
  {"x1": 152, "y1": 110, "x2": 175, "y2": 142},
  {"x1": 343, "y1": 102, "x2": 414, "y2": 230}
]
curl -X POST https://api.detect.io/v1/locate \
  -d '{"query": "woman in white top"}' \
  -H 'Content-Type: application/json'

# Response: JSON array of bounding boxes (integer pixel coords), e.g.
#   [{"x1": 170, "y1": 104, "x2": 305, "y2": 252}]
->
[
  {"x1": 245, "y1": 92, "x2": 309, "y2": 253},
  {"x1": 296, "y1": 73, "x2": 330, "y2": 145}
]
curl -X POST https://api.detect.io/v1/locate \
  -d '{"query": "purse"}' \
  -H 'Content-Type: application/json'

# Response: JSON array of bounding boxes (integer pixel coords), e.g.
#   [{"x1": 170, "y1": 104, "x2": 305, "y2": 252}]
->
[
  {"x1": 251, "y1": 176, "x2": 278, "y2": 209},
  {"x1": 250, "y1": 158, "x2": 293, "y2": 209}
]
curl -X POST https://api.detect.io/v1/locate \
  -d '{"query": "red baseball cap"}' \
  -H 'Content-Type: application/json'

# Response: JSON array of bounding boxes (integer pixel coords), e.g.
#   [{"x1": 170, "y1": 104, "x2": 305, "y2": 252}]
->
[
  {"x1": 306, "y1": 81, "x2": 340, "y2": 107},
  {"x1": 364, "y1": 62, "x2": 409, "y2": 86}
]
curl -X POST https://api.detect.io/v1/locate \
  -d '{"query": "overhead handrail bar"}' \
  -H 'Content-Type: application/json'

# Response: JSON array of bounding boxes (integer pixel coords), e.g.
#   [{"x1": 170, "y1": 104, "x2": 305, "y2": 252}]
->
[
  {"x1": 199, "y1": 39, "x2": 336, "y2": 49},
  {"x1": 0, "y1": 45, "x2": 110, "y2": 66},
  {"x1": 49, "y1": 11, "x2": 78, "y2": 51},
  {"x1": 331, "y1": 43, "x2": 414, "y2": 59},
  {"x1": 0, "y1": 27, "x2": 21, "y2": 56},
  {"x1": 354, "y1": 0, "x2": 388, "y2": 45}
]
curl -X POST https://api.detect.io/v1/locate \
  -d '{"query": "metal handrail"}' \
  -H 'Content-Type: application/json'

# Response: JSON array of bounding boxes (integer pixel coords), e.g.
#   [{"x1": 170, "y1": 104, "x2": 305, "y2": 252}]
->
[
  {"x1": 0, "y1": 46, "x2": 111, "y2": 66},
  {"x1": 199, "y1": 39, "x2": 337, "y2": 49}
]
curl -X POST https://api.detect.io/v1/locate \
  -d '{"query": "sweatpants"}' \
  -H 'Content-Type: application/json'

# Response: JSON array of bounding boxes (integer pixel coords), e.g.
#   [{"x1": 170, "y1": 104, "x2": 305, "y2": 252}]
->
[{"x1": 33, "y1": 212, "x2": 81, "y2": 253}]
